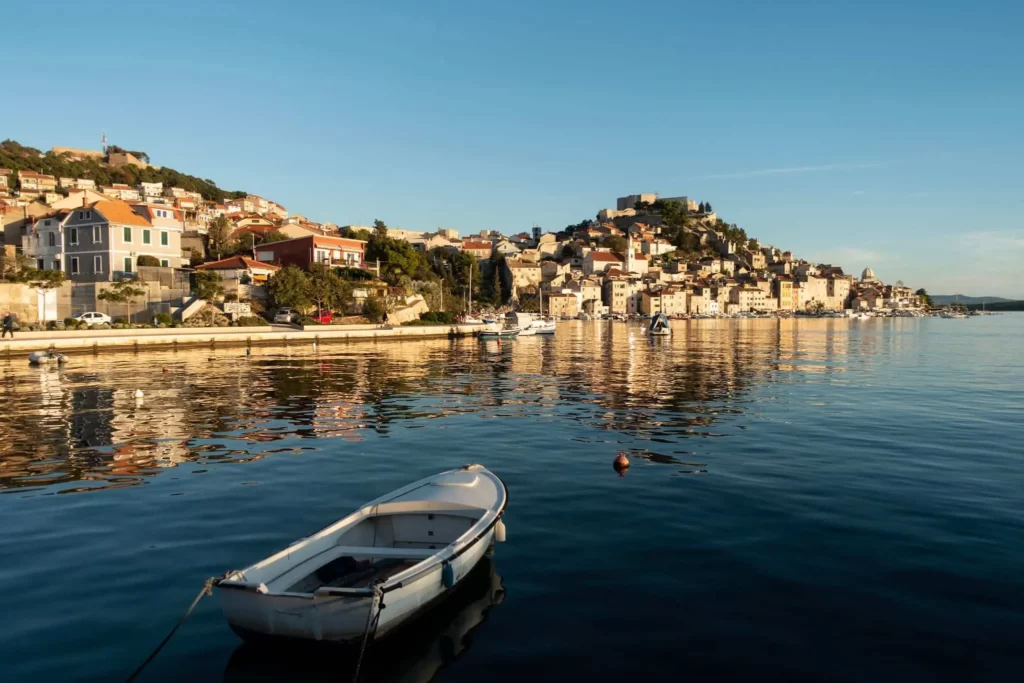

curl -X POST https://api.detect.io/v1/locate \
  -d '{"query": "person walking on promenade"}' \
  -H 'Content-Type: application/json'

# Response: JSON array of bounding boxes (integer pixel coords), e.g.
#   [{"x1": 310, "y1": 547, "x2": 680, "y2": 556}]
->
[
  {"x1": 1, "y1": 312, "x2": 14, "y2": 339},
  {"x1": 381, "y1": 311, "x2": 389, "y2": 328}
]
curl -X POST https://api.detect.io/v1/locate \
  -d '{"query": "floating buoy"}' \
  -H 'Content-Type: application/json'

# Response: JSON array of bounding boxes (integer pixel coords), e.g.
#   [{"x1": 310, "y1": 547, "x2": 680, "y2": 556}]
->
[
  {"x1": 495, "y1": 519, "x2": 506, "y2": 543},
  {"x1": 134, "y1": 389, "x2": 144, "y2": 399},
  {"x1": 613, "y1": 452, "x2": 630, "y2": 474},
  {"x1": 441, "y1": 562, "x2": 455, "y2": 589},
  {"x1": 245, "y1": 348, "x2": 251, "y2": 356},
  {"x1": 162, "y1": 367, "x2": 168, "y2": 373}
]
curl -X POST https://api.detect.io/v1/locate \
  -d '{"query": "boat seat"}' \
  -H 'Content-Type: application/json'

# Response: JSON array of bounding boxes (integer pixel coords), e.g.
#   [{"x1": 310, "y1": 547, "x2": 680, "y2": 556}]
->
[{"x1": 331, "y1": 546, "x2": 437, "y2": 559}]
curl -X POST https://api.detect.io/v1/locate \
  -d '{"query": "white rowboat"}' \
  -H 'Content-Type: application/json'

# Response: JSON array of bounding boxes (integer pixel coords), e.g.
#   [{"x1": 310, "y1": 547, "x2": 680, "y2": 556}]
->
[
  {"x1": 214, "y1": 465, "x2": 507, "y2": 644},
  {"x1": 28, "y1": 350, "x2": 67, "y2": 365}
]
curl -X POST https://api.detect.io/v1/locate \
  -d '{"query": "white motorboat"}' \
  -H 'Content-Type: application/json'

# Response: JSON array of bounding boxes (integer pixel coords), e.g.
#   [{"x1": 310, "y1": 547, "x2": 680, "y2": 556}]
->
[
  {"x1": 28, "y1": 350, "x2": 67, "y2": 365},
  {"x1": 529, "y1": 319, "x2": 556, "y2": 335},
  {"x1": 509, "y1": 312, "x2": 536, "y2": 336},
  {"x1": 648, "y1": 313, "x2": 671, "y2": 336},
  {"x1": 214, "y1": 465, "x2": 507, "y2": 643},
  {"x1": 478, "y1": 326, "x2": 520, "y2": 339}
]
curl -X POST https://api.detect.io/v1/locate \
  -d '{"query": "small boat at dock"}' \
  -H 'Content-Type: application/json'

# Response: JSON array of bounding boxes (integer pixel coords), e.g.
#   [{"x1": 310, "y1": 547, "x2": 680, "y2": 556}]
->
[
  {"x1": 214, "y1": 465, "x2": 507, "y2": 644},
  {"x1": 478, "y1": 326, "x2": 521, "y2": 339},
  {"x1": 28, "y1": 350, "x2": 67, "y2": 365}
]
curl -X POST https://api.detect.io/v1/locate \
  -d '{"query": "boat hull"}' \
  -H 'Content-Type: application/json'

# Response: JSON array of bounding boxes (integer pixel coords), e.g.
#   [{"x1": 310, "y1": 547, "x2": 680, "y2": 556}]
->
[
  {"x1": 214, "y1": 465, "x2": 507, "y2": 644},
  {"x1": 217, "y1": 527, "x2": 495, "y2": 643}
]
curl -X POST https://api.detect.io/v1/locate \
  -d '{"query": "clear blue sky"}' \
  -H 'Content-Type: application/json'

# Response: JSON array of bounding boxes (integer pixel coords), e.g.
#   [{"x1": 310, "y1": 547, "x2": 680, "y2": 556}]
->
[{"x1": 5, "y1": 0, "x2": 1022, "y2": 296}]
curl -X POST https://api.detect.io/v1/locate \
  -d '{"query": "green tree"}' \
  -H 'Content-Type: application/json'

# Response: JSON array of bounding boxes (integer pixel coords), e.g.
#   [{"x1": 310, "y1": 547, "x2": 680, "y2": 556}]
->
[
  {"x1": 705, "y1": 201, "x2": 713, "y2": 213},
  {"x1": 192, "y1": 269, "x2": 225, "y2": 301},
  {"x1": 560, "y1": 244, "x2": 576, "y2": 261},
  {"x1": 339, "y1": 226, "x2": 372, "y2": 241},
  {"x1": 137, "y1": 255, "x2": 161, "y2": 267},
  {"x1": 206, "y1": 215, "x2": 234, "y2": 260},
  {"x1": 266, "y1": 265, "x2": 311, "y2": 311},
  {"x1": 307, "y1": 263, "x2": 352, "y2": 313},
  {"x1": 699, "y1": 201, "x2": 706, "y2": 213},
  {"x1": 98, "y1": 278, "x2": 147, "y2": 324},
  {"x1": 366, "y1": 223, "x2": 432, "y2": 285},
  {"x1": 261, "y1": 229, "x2": 287, "y2": 244},
  {"x1": 915, "y1": 288, "x2": 933, "y2": 307},
  {"x1": 604, "y1": 235, "x2": 628, "y2": 256},
  {"x1": 363, "y1": 295, "x2": 386, "y2": 323}
]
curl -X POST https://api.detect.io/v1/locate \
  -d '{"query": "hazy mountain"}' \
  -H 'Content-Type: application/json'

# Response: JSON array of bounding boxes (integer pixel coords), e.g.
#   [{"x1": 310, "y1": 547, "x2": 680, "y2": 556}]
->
[{"x1": 931, "y1": 295, "x2": 1011, "y2": 305}]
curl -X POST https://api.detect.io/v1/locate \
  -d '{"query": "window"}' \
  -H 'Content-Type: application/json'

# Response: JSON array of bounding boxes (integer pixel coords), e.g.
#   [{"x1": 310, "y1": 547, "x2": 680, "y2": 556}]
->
[
  {"x1": 143, "y1": 229, "x2": 151, "y2": 245},
  {"x1": 54, "y1": 258, "x2": 61, "y2": 272},
  {"x1": 70, "y1": 227, "x2": 78, "y2": 245},
  {"x1": 93, "y1": 225, "x2": 102, "y2": 243},
  {"x1": 48, "y1": 233, "x2": 56, "y2": 247},
  {"x1": 94, "y1": 256, "x2": 103, "y2": 274},
  {"x1": 123, "y1": 226, "x2": 132, "y2": 243},
  {"x1": 160, "y1": 259, "x2": 169, "y2": 267},
  {"x1": 71, "y1": 257, "x2": 79, "y2": 275},
  {"x1": 86, "y1": 211, "x2": 91, "y2": 219},
  {"x1": 37, "y1": 259, "x2": 44, "y2": 270},
  {"x1": 124, "y1": 257, "x2": 132, "y2": 273},
  {"x1": 160, "y1": 231, "x2": 168, "y2": 246}
]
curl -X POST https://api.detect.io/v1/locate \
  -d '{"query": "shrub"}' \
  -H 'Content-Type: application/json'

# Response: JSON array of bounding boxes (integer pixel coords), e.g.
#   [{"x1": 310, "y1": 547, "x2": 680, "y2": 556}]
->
[
  {"x1": 154, "y1": 313, "x2": 173, "y2": 326},
  {"x1": 137, "y1": 255, "x2": 161, "y2": 267},
  {"x1": 295, "y1": 315, "x2": 316, "y2": 326},
  {"x1": 419, "y1": 311, "x2": 457, "y2": 324},
  {"x1": 64, "y1": 317, "x2": 77, "y2": 327},
  {"x1": 234, "y1": 315, "x2": 269, "y2": 327},
  {"x1": 363, "y1": 296, "x2": 386, "y2": 323}
]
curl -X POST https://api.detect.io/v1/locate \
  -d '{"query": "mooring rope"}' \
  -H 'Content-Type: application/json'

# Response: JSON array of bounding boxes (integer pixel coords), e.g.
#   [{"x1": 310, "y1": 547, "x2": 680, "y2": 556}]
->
[
  {"x1": 125, "y1": 576, "x2": 216, "y2": 683},
  {"x1": 352, "y1": 583, "x2": 385, "y2": 683}
]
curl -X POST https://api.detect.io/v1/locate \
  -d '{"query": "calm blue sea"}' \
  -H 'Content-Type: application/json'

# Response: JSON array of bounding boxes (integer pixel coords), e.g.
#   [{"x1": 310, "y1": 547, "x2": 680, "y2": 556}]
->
[{"x1": 1, "y1": 316, "x2": 1022, "y2": 682}]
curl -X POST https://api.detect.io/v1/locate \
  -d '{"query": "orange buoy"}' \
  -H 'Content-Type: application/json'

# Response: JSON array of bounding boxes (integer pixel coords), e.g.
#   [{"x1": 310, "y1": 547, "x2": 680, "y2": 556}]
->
[
  {"x1": 162, "y1": 367, "x2": 168, "y2": 373},
  {"x1": 613, "y1": 452, "x2": 630, "y2": 474}
]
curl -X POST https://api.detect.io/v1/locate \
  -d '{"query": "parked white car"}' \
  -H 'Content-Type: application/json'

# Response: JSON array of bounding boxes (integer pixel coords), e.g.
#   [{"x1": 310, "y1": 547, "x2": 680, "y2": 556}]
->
[
  {"x1": 273, "y1": 308, "x2": 297, "y2": 324},
  {"x1": 74, "y1": 312, "x2": 112, "y2": 325}
]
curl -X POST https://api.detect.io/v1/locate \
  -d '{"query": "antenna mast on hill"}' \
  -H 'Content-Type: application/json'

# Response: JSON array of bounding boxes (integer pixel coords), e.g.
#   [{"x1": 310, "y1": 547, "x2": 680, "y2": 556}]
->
[{"x1": 101, "y1": 131, "x2": 108, "y2": 153}]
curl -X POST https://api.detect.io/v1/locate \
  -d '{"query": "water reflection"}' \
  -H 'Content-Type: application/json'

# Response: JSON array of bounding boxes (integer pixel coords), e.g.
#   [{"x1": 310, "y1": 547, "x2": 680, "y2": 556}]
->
[
  {"x1": 0, "y1": 319, "x2": 888, "y2": 493},
  {"x1": 222, "y1": 556, "x2": 505, "y2": 683}
]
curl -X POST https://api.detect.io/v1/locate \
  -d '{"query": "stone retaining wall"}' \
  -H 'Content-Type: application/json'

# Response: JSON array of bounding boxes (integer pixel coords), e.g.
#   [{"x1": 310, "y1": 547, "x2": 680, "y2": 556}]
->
[{"x1": 0, "y1": 323, "x2": 495, "y2": 357}]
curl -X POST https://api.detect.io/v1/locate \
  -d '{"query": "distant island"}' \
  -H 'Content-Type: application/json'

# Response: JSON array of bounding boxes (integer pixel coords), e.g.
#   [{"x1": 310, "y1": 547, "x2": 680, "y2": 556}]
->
[{"x1": 930, "y1": 295, "x2": 1012, "y2": 306}]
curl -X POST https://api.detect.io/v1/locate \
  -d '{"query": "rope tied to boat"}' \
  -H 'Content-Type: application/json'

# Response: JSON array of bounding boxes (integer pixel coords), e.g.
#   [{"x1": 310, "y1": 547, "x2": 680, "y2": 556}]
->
[
  {"x1": 351, "y1": 582, "x2": 386, "y2": 683},
  {"x1": 125, "y1": 576, "x2": 217, "y2": 683}
]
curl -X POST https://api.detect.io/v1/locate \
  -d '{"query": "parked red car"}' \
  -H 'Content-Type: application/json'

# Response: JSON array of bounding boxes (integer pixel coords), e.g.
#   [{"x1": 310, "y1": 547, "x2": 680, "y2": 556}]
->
[{"x1": 311, "y1": 309, "x2": 334, "y2": 324}]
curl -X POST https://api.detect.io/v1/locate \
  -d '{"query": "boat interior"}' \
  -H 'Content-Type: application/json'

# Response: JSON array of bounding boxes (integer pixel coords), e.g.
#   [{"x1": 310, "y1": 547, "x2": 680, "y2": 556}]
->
[{"x1": 236, "y1": 502, "x2": 486, "y2": 595}]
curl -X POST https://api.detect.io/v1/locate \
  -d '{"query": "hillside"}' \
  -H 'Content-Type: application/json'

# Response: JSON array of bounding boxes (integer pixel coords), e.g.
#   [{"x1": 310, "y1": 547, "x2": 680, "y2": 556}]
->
[
  {"x1": 0, "y1": 139, "x2": 246, "y2": 203},
  {"x1": 931, "y1": 295, "x2": 1011, "y2": 305},
  {"x1": 965, "y1": 301, "x2": 1024, "y2": 312}
]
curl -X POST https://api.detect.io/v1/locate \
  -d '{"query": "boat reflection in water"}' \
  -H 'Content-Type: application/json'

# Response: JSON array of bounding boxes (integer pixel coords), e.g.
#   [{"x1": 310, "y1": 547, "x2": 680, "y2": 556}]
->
[{"x1": 222, "y1": 555, "x2": 505, "y2": 683}]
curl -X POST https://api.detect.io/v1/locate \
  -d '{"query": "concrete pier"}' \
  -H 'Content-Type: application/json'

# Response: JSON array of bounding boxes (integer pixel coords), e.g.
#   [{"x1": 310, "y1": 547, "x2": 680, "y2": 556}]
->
[{"x1": 1, "y1": 323, "x2": 490, "y2": 358}]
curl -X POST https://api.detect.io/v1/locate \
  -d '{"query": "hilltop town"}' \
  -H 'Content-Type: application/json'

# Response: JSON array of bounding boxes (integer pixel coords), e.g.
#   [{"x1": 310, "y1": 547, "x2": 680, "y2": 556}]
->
[{"x1": 0, "y1": 142, "x2": 924, "y2": 326}]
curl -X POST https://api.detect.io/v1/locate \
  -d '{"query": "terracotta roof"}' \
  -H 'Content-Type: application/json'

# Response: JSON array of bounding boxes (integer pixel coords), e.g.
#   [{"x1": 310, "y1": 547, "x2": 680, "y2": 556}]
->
[
  {"x1": 90, "y1": 200, "x2": 152, "y2": 227},
  {"x1": 462, "y1": 240, "x2": 492, "y2": 250},
  {"x1": 196, "y1": 255, "x2": 280, "y2": 271},
  {"x1": 18, "y1": 170, "x2": 56, "y2": 180},
  {"x1": 138, "y1": 205, "x2": 183, "y2": 221},
  {"x1": 505, "y1": 260, "x2": 539, "y2": 269},
  {"x1": 589, "y1": 252, "x2": 622, "y2": 262},
  {"x1": 232, "y1": 224, "x2": 279, "y2": 236}
]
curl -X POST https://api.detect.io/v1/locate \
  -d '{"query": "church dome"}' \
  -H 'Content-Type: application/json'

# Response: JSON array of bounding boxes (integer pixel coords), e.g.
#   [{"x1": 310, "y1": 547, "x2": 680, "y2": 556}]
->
[{"x1": 861, "y1": 267, "x2": 876, "y2": 281}]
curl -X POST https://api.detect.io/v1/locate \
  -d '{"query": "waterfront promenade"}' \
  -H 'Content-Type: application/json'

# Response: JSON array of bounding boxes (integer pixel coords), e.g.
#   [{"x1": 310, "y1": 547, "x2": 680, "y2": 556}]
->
[{"x1": 0, "y1": 323, "x2": 489, "y2": 357}]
